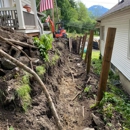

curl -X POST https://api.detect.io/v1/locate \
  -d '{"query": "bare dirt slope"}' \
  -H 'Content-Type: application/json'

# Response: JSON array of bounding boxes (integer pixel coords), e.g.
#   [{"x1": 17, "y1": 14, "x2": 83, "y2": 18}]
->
[{"x1": 0, "y1": 32, "x2": 99, "y2": 130}]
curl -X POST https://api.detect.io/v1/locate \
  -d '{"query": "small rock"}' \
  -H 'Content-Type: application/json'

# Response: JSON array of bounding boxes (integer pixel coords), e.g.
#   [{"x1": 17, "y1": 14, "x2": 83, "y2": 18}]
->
[
  {"x1": 73, "y1": 120, "x2": 77, "y2": 123},
  {"x1": 69, "y1": 103, "x2": 73, "y2": 107},
  {"x1": 105, "y1": 125, "x2": 110, "y2": 130},
  {"x1": 1, "y1": 58, "x2": 16, "y2": 70},
  {"x1": 56, "y1": 42, "x2": 65, "y2": 50},
  {"x1": 27, "y1": 38, "x2": 33, "y2": 45},
  {"x1": 91, "y1": 113, "x2": 104, "y2": 127},
  {"x1": 19, "y1": 56, "x2": 29, "y2": 66},
  {"x1": 0, "y1": 69, "x2": 6, "y2": 76},
  {"x1": 83, "y1": 128, "x2": 94, "y2": 130}
]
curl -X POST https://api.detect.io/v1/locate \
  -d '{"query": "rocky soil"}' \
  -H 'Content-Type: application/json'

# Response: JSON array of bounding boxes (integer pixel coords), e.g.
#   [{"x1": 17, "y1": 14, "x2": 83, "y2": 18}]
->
[{"x1": 0, "y1": 27, "x2": 123, "y2": 130}]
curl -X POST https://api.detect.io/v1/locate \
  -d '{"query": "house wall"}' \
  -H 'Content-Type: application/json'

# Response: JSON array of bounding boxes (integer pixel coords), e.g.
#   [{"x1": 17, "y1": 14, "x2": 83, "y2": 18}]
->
[
  {"x1": 100, "y1": 8, "x2": 130, "y2": 92},
  {"x1": 0, "y1": 0, "x2": 31, "y2": 7},
  {"x1": 100, "y1": 8, "x2": 130, "y2": 81},
  {"x1": 3, "y1": 0, "x2": 12, "y2": 7},
  {"x1": 21, "y1": 0, "x2": 31, "y2": 6}
]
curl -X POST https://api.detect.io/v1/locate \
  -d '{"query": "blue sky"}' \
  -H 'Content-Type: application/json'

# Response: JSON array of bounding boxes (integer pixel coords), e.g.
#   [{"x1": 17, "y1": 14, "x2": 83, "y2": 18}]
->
[{"x1": 77, "y1": 0, "x2": 118, "y2": 9}]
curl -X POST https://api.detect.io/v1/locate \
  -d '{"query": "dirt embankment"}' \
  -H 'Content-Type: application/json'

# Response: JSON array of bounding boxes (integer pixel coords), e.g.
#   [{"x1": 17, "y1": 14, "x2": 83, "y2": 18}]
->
[{"x1": 0, "y1": 27, "x2": 119, "y2": 130}]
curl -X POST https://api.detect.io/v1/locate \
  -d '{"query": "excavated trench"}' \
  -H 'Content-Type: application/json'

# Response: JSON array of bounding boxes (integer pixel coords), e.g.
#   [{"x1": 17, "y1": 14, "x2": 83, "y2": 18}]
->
[
  {"x1": 0, "y1": 27, "x2": 122, "y2": 130},
  {"x1": 0, "y1": 34, "x2": 99, "y2": 130}
]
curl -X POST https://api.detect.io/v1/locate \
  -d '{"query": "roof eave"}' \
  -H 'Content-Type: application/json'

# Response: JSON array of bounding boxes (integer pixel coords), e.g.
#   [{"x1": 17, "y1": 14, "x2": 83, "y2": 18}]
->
[{"x1": 97, "y1": 5, "x2": 130, "y2": 21}]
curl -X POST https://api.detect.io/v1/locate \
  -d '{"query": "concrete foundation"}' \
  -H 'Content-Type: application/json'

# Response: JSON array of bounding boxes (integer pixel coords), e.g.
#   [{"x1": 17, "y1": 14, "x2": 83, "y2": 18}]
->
[{"x1": 119, "y1": 71, "x2": 130, "y2": 95}]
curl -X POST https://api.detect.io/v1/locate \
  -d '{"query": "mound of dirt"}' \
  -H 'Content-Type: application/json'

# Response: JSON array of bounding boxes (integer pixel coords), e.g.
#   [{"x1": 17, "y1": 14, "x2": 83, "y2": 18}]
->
[{"x1": 0, "y1": 27, "x2": 123, "y2": 130}]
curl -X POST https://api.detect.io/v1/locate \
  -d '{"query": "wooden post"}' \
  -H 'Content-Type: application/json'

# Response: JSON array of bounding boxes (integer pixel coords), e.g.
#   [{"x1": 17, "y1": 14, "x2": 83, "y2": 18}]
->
[
  {"x1": 97, "y1": 28, "x2": 116, "y2": 103},
  {"x1": 69, "y1": 37, "x2": 72, "y2": 52},
  {"x1": 81, "y1": 33, "x2": 87, "y2": 58},
  {"x1": 78, "y1": 36, "x2": 82, "y2": 54},
  {"x1": 86, "y1": 30, "x2": 94, "y2": 74}
]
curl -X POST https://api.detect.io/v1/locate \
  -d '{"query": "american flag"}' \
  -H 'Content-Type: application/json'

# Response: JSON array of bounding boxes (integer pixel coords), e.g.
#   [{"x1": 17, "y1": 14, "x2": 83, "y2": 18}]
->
[{"x1": 40, "y1": 0, "x2": 54, "y2": 12}]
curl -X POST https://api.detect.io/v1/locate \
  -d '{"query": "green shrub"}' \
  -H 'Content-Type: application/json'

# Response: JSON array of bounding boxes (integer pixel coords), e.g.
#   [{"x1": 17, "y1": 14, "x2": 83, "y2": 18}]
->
[{"x1": 33, "y1": 34, "x2": 53, "y2": 61}]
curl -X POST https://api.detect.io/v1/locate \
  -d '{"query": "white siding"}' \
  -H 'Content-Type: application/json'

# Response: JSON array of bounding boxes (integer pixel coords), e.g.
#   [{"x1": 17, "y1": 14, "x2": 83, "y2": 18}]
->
[
  {"x1": 3, "y1": 0, "x2": 12, "y2": 7},
  {"x1": 21, "y1": 0, "x2": 31, "y2": 6},
  {"x1": 100, "y1": 8, "x2": 130, "y2": 80}
]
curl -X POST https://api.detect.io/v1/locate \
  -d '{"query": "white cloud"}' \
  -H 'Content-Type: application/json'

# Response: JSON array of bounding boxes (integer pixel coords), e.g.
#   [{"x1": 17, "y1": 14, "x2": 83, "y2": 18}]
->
[{"x1": 76, "y1": 0, "x2": 118, "y2": 9}]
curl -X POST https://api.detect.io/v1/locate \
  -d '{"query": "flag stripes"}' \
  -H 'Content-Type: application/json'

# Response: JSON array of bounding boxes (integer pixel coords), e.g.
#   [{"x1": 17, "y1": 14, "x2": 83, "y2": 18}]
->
[{"x1": 40, "y1": 0, "x2": 54, "y2": 12}]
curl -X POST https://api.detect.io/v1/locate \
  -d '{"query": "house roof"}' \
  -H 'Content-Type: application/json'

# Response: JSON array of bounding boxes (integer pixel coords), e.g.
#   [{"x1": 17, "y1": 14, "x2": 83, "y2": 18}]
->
[{"x1": 98, "y1": 0, "x2": 130, "y2": 20}]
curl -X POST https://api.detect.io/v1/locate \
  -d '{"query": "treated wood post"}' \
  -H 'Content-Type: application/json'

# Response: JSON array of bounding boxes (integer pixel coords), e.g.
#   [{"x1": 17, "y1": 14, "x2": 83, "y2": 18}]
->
[
  {"x1": 86, "y1": 30, "x2": 94, "y2": 74},
  {"x1": 78, "y1": 36, "x2": 82, "y2": 54},
  {"x1": 76, "y1": 36, "x2": 79, "y2": 53},
  {"x1": 81, "y1": 33, "x2": 87, "y2": 58},
  {"x1": 97, "y1": 28, "x2": 116, "y2": 103},
  {"x1": 69, "y1": 37, "x2": 72, "y2": 52}
]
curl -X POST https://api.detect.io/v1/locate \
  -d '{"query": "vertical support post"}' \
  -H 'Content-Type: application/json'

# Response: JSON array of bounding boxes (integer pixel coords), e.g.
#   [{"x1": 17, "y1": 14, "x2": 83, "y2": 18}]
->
[
  {"x1": 86, "y1": 30, "x2": 94, "y2": 74},
  {"x1": 15, "y1": 0, "x2": 25, "y2": 29},
  {"x1": 31, "y1": 0, "x2": 39, "y2": 29},
  {"x1": 69, "y1": 37, "x2": 72, "y2": 52},
  {"x1": 78, "y1": 36, "x2": 82, "y2": 54},
  {"x1": 97, "y1": 28, "x2": 116, "y2": 103},
  {"x1": 81, "y1": 33, "x2": 87, "y2": 58}
]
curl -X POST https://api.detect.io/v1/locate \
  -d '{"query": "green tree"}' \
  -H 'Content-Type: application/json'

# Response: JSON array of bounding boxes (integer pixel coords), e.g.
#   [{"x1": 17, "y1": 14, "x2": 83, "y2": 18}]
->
[
  {"x1": 77, "y1": 2, "x2": 90, "y2": 22},
  {"x1": 36, "y1": 0, "x2": 96, "y2": 34},
  {"x1": 69, "y1": 0, "x2": 76, "y2": 8}
]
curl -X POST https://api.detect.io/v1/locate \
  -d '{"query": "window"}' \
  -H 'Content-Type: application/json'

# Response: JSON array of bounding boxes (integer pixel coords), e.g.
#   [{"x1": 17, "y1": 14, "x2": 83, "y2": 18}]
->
[
  {"x1": 0, "y1": 0, "x2": 4, "y2": 8},
  {"x1": 100, "y1": 26, "x2": 105, "y2": 40}
]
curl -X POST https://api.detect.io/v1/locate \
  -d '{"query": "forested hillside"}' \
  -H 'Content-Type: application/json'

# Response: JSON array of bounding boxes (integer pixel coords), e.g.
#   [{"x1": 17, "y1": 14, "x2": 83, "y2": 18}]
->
[{"x1": 36, "y1": 0, "x2": 96, "y2": 34}]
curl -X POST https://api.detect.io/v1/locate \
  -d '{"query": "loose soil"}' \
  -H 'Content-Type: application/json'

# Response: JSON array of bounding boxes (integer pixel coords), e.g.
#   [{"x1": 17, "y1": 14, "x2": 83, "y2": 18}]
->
[
  {"x1": 0, "y1": 31, "x2": 123, "y2": 130},
  {"x1": 0, "y1": 39, "x2": 99, "y2": 130}
]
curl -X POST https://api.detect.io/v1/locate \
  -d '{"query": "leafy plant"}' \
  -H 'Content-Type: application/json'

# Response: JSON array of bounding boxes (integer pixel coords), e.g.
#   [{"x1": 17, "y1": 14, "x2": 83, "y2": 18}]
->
[
  {"x1": 84, "y1": 85, "x2": 91, "y2": 93},
  {"x1": 33, "y1": 34, "x2": 53, "y2": 61},
  {"x1": 99, "y1": 88, "x2": 130, "y2": 128},
  {"x1": 91, "y1": 51, "x2": 130, "y2": 128}
]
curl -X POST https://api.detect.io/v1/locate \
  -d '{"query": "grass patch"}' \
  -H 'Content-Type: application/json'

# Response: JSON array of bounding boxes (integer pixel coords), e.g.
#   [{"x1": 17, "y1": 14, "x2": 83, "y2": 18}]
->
[
  {"x1": 36, "y1": 65, "x2": 46, "y2": 76},
  {"x1": 22, "y1": 73, "x2": 30, "y2": 84},
  {"x1": 91, "y1": 50, "x2": 102, "y2": 75},
  {"x1": 16, "y1": 72, "x2": 31, "y2": 111},
  {"x1": 9, "y1": 126, "x2": 14, "y2": 130},
  {"x1": 51, "y1": 53, "x2": 59, "y2": 65},
  {"x1": 16, "y1": 84, "x2": 31, "y2": 111}
]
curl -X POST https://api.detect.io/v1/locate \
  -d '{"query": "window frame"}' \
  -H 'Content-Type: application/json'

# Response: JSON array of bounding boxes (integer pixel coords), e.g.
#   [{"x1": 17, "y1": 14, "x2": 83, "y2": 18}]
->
[
  {"x1": 0, "y1": 0, "x2": 4, "y2": 8},
  {"x1": 128, "y1": 20, "x2": 130, "y2": 59}
]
